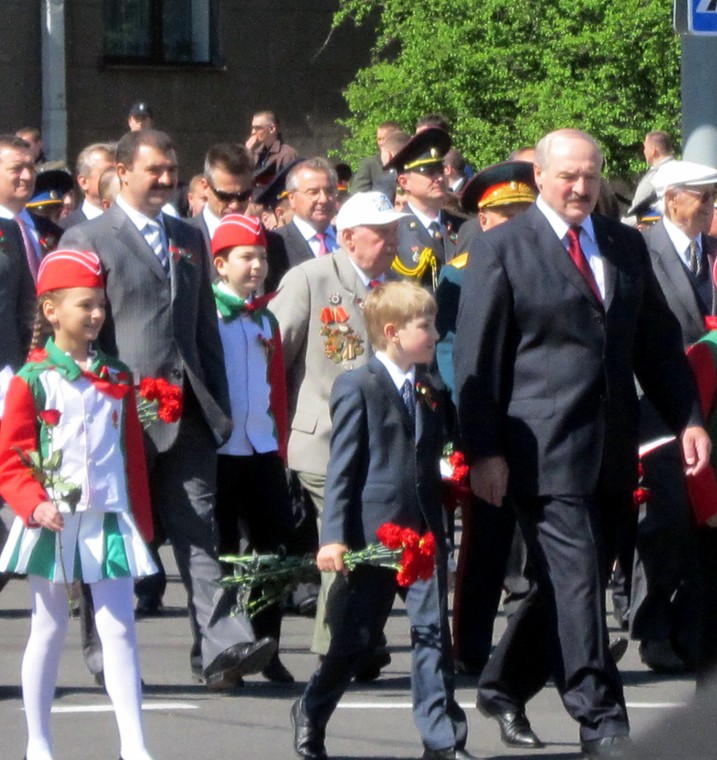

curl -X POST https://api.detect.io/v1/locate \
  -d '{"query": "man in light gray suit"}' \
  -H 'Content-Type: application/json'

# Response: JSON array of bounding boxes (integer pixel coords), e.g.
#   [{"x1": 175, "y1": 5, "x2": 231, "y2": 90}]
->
[
  {"x1": 60, "y1": 129, "x2": 276, "y2": 689},
  {"x1": 270, "y1": 191, "x2": 406, "y2": 660}
]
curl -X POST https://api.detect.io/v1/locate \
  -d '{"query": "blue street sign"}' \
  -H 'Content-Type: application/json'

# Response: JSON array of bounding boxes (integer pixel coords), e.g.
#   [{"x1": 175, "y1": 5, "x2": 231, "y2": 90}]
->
[{"x1": 691, "y1": 0, "x2": 717, "y2": 34}]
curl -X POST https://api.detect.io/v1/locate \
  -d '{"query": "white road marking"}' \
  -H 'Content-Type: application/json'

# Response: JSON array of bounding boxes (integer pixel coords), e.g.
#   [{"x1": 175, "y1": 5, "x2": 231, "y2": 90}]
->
[
  {"x1": 50, "y1": 702, "x2": 197, "y2": 714},
  {"x1": 336, "y1": 701, "x2": 687, "y2": 710}
]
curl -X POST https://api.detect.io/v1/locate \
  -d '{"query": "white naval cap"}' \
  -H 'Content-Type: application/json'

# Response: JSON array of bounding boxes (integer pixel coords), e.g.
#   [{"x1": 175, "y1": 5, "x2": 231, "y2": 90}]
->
[{"x1": 654, "y1": 160, "x2": 717, "y2": 199}]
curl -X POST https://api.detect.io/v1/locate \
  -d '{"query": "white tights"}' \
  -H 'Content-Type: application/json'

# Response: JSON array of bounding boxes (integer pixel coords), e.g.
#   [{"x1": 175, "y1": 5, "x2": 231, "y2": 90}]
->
[{"x1": 23, "y1": 576, "x2": 153, "y2": 760}]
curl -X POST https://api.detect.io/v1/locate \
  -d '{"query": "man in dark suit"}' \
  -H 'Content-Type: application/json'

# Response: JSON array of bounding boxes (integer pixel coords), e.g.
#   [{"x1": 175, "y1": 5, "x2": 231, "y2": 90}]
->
[
  {"x1": 269, "y1": 158, "x2": 339, "y2": 277},
  {"x1": 60, "y1": 142, "x2": 116, "y2": 230},
  {"x1": 0, "y1": 218, "x2": 34, "y2": 370},
  {"x1": 630, "y1": 160, "x2": 717, "y2": 674},
  {"x1": 385, "y1": 128, "x2": 463, "y2": 290},
  {"x1": 60, "y1": 129, "x2": 276, "y2": 689},
  {"x1": 453, "y1": 129, "x2": 711, "y2": 758},
  {"x1": 351, "y1": 120, "x2": 401, "y2": 193},
  {"x1": 0, "y1": 134, "x2": 62, "y2": 281},
  {"x1": 187, "y1": 142, "x2": 254, "y2": 261}
]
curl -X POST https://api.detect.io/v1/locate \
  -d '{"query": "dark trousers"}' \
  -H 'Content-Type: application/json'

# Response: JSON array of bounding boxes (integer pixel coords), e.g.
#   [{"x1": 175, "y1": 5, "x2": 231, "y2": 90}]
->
[
  {"x1": 630, "y1": 442, "x2": 700, "y2": 664},
  {"x1": 694, "y1": 526, "x2": 717, "y2": 683},
  {"x1": 478, "y1": 492, "x2": 631, "y2": 742},
  {"x1": 215, "y1": 451, "x2": 294, "y2": 644},
  {"x1": 303, "y1": 562, "x2": 467, "y2": 752},
  {"x1": 452, "y1": 495, "x2": 516, "y2": 668}
]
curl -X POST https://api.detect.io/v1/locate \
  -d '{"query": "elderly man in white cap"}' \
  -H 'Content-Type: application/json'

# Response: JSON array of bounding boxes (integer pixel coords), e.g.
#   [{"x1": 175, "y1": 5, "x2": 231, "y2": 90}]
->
[
  {"x1": 630, "y1": 159, "x2": 717, "y2": 674},
  {"x1": 270, "y1": 192, "x2": 407, "y2": 667}
]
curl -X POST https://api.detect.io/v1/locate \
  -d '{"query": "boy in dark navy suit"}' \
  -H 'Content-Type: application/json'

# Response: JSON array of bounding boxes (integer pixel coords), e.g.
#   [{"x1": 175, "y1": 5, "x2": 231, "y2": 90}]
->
[{"x1": 290, "y1": 281, "x2": 475, "y2": 760}]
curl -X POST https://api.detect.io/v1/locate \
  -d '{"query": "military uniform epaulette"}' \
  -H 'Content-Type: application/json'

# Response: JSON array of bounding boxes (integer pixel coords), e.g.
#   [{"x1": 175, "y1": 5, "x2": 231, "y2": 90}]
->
[{"x1": 447, "y1": 252, "x2": 469, "y2": 269}]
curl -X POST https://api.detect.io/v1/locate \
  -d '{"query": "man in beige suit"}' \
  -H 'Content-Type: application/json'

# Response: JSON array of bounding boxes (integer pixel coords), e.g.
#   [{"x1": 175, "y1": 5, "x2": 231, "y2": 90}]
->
[{"x1": 270, "y1": 192, "x2": 406, "y2": 662}]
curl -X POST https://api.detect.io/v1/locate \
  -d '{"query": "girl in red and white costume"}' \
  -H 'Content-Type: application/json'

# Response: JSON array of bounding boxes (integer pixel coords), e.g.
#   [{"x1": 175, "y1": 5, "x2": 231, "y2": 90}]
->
[{"x1": 0, "y1": 249, "x2": 155, "y2": 760}]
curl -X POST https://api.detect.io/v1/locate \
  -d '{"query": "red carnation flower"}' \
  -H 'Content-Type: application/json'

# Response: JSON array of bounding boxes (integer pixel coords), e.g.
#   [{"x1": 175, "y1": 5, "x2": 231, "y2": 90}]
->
[
  {"x1": 376, "y1": 522, "x2": 403, "y2": 550},
  {"x1": 39, "y1": 409, "x2": 61, "y2": 427}
]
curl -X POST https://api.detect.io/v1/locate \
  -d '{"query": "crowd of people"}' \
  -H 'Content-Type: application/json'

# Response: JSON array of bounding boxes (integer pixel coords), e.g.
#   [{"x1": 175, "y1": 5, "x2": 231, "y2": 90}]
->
[{"x1": 1, "y1": 105, "x2": 717, "y2": 760}]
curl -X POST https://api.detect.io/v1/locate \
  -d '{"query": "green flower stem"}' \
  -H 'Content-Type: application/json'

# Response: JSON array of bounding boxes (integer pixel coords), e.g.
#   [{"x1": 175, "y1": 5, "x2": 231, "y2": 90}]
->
[{"x1": 221, "y1": 543, "x2": 404, "y2": 619}]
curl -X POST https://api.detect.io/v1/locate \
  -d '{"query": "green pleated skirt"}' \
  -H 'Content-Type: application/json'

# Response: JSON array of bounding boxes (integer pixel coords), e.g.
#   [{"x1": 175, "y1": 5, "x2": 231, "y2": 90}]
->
[{"x1": 0, "y1": 510, "x2": 157, "y2": 583}]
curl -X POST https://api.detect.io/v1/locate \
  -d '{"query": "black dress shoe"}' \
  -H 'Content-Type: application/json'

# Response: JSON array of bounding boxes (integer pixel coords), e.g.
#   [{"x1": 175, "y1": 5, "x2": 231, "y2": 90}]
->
[
  {"x1": 422, "y1": 747, "x2": 481, "y2": 759},
  {"x1": 477, "y1": 702, "x2": 544, "y2": 748},
  {"x1": 262, "y1": 656, "x2": 295, "y2": 683},
  {"x1": 290, "y1": 699, "x2": 327, "y2": 759},
  {"x1": 609, "y1": 637, "x2": 628, "y2": 665},
  {"x1": 135, "y1": 596, "x2": 164, "y2": 618},
  {"x1": 203, "y1": 637, "x2": 277, "y2": 691},
  {"x1": 639, "y1": 639, "x2": 687, "y2": 674},
  {"x1": 353, "y1": 647, "x2": 392, "y2": 682},
  {"x1": 580, "y1": 735, "x2": 631, "y2": 758}
]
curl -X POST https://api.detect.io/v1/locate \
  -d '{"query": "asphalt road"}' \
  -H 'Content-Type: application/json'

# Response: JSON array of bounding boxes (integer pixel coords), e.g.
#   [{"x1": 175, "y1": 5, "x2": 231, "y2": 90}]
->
[{"x1": 0, "y1": 545, "x2": 697, "y2": 760}]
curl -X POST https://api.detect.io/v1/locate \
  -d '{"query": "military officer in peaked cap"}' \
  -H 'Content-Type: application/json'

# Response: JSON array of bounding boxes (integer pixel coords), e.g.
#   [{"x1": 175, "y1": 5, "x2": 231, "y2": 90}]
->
[
  {"x1": 385, "y1": 127, "x2": 464, "y2": 289},
  {"x1": 436, "y1": 161, "x2": 536, "y2": 678}
]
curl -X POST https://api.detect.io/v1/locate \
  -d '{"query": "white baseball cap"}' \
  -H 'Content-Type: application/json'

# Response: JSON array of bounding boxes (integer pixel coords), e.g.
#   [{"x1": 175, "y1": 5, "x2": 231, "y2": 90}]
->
[
  {"x1": 654, "y1": 160, "x2": 717, "y2": 199},
  {"x1": 335, "y1": 191, "x2": 409, "y2": 231}
]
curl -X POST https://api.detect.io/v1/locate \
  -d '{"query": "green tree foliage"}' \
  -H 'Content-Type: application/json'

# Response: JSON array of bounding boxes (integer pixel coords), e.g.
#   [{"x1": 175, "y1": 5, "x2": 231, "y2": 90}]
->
[{"x1": 333, "y1": 0, "x2": 680, "y2": 178}]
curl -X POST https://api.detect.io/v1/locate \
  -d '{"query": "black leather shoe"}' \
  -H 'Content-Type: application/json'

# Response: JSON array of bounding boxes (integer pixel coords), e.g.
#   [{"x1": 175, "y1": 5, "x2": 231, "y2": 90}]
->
[
  {"x1": 290, "y1": 699, "x2": 327, "y2": 759},
  {"x1": 609, "y1": 637, "x2": 628, "y2": 665},
  {"x1": 135, "y1": 596, "x2": 164, "y2": 618},
  {"x1": 354, "y1": 647, "x2": 392, "y2": 682},
  {"x1": 639, "y1": 639, "x2": 686, "y2": 674},
  {"x1": 262, "y1": 656, "x2": 295, "y2": 683},
  {"x1": 477, "y1": 702, "x2": 544, "y2": 748},
  {"x1": 203, "y1": 637, "x2": 277, "y2": 691},
  {"x1": 422, "y1": 747, "x2": 481, "y2": 759},
  {"x1": 580, "y1": 735, "x2": 631, "y2": 758}
]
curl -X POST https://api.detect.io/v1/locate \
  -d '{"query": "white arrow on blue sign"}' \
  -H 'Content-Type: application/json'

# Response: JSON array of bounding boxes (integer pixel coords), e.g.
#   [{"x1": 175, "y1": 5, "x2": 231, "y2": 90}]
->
[{"x1": 691, "y1": 0, "x2": 717, "y2": 33}]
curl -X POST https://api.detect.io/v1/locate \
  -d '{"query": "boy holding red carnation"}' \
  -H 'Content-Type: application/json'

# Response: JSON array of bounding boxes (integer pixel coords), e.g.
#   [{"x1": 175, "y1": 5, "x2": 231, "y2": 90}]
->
[{"x1": 291, "y1": 281, "x2": 476, "y2": 760}]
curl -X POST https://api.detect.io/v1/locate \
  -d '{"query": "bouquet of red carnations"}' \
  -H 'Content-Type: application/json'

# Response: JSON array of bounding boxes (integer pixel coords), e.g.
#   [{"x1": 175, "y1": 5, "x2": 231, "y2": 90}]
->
[
  {"x1": 220, "y1": 523, "x2": 436, "y2": 619},
  {"x1": 135, "y1": 377, "x2": 183, "y2": 429}
]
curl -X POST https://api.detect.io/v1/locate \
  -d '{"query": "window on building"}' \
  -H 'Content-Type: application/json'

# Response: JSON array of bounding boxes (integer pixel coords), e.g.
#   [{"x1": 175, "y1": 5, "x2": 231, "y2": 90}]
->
[{"x1": 103, "y1": 0, "x2": 216, "y2": 66}]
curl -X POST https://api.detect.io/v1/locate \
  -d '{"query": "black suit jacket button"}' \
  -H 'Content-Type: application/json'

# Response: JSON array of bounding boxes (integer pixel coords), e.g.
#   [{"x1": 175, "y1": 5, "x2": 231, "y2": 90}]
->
[{"x1": 594, "y1": 314, "x2": 603, "y2": 323}]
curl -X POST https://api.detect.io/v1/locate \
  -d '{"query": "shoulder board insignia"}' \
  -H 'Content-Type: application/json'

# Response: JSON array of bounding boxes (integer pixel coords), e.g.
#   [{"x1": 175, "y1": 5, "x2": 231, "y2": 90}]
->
[{"x1": 448, "y1": 252, "x2": 469, "y2": 269}]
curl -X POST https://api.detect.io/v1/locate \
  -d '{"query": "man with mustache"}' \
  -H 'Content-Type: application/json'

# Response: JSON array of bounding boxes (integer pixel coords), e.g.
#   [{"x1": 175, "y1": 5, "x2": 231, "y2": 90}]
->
[
  {"x1": 454, "y1": 129, "x2": 710, "y2": 758},
  {"x1": 60, "y1": 129, "x2": 277, "y2": 690}
]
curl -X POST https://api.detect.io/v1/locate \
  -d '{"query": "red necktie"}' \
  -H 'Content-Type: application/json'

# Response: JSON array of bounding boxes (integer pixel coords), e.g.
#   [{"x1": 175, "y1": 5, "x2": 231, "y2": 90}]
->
[
  {"x1": 566, "y1": 226, "x2": 601, "y2": 302},
  {"x1": 316, "y1": 232, "x2": 328, "y2": 256},
  {"x1": 368, "y1": 279, "x2": 382, "y2": 289}
]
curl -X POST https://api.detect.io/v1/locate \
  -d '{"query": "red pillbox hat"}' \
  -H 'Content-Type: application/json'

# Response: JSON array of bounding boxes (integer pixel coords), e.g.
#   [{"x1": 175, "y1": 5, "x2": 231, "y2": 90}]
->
[
  {"x1": 211, "y1": 214, "x2": 267, "y2": 257},
  {"x1": 36, "y1": 249, "x2": 104, "y2": 296}
]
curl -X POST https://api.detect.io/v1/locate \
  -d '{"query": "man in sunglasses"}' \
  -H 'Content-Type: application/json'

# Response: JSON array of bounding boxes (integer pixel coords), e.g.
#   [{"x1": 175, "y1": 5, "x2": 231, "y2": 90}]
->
[
  {"x1": 630, "y1": 160, "x2": 717, "y2": 675},
  {"x1": 190, "y1": 143, "x2": 254, "y2": 270},
  {"x1": 385, "y1": 128, "x2": 464, "y2": 290}
]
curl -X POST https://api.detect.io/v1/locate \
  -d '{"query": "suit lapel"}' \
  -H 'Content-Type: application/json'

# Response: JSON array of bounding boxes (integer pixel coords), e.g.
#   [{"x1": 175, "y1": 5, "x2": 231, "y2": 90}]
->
[
  {"x1": 332, "y1": 250, "x2": 370, "y2": 307},
  {"x1": 165, "y1": 216, "x2": 202, "y2": 304},
  {"x1": 112, "y1": 206, "x2": 168, "y2": 283},
  {"x1": 369, "y1": 357, "x2": 415, "y2": 436},
  {"x1": 591, "y1": 216, "x2": 618, "y2": 311},
  {"x1": 287, "y1": 221, "x2": 314, "y2": 264},
  {"x1": 528, "y1": 207, "x2": 602, "y2": 307},
  {"x1": 649, "y1": 221, "x2": 707, "y2": 325},
  {"x1": 702, "y1": 232, "x2": 717, "y2": 316}
]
